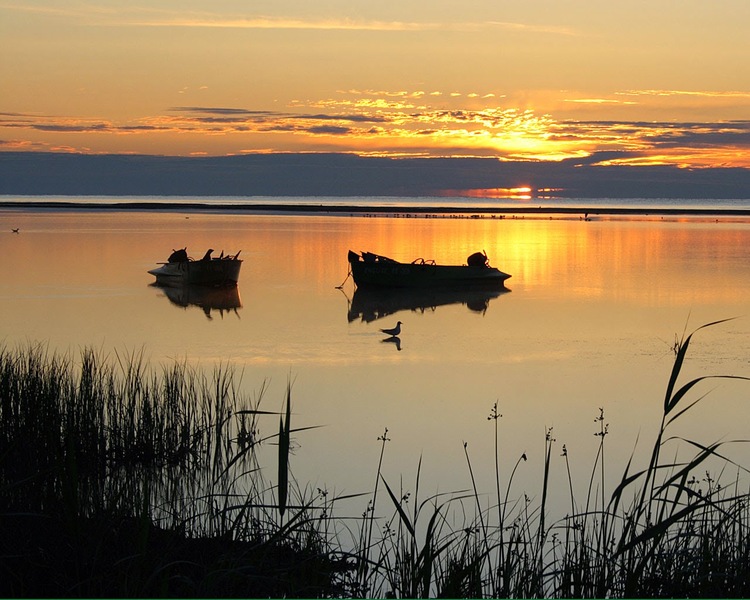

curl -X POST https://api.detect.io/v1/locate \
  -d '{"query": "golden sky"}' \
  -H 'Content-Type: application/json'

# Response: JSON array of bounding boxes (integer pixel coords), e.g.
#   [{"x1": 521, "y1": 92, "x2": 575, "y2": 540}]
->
[{"x1": 1, "y1": 1, "x2": 749, "y2": 167}]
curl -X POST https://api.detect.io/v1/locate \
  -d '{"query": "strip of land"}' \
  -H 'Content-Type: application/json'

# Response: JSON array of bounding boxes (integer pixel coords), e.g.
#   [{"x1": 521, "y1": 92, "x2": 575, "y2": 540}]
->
[
  {"x1": 3, "y1": 152, "x2": 750, "y2": 200},
  {"x1": 2, "y1": 199, "x2": 750, "y2": 218}
]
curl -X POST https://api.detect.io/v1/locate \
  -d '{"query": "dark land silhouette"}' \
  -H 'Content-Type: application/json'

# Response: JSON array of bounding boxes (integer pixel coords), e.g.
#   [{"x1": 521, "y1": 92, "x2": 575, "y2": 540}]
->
[{"x1": 2, "y1": 151, "x2": 749, "y2": 199}]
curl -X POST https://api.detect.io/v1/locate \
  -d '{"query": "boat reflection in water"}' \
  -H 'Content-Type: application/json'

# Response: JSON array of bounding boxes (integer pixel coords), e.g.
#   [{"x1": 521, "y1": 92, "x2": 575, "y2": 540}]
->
[
  {"x1": 152, "y1": 283, "x2": 242, "y2": 320},
  {"x1": 347, "y1": 285, "x2": 509, "y2": 324}
]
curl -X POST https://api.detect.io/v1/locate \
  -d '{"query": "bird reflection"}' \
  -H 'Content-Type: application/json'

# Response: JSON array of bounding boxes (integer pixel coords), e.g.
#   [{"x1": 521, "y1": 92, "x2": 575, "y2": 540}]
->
[{"x1": 382, "y1": 335, "x2": 402, "y2": 351}]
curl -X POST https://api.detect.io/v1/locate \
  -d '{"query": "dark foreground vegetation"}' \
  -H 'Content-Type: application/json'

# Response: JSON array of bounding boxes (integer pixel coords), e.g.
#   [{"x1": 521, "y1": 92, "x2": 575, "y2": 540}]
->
[{"x1": 2, "y1": 322, "x2": 750, "y2": 598}]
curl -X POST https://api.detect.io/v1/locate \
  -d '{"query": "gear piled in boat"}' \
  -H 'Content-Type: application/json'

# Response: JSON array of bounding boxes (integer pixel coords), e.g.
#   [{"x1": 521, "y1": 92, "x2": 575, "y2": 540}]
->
[
  {"x1": 347, "y1": 250, "x2": 511, "y2": 289},
  {"x1": 149, "y1": 247, "x2": 242, "y2": 286}
]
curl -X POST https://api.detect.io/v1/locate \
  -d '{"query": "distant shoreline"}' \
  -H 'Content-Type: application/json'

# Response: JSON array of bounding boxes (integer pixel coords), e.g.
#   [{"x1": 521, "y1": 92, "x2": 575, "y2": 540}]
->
[
  {"x1": 3, "y1": 152, "x2": 750, "y2": 201},
  {"x1": 2, "y1": 199, "x2": 750, "y2": 218}
]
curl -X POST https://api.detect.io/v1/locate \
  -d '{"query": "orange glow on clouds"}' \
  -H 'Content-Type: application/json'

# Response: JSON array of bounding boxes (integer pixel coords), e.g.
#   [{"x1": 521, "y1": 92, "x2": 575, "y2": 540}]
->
[
  {"x1": 0, "y1": 90, "x2": 750, "y2": 167},
  {"x1": 1, "y1": 88, "x2": 749, "y2": 168}
]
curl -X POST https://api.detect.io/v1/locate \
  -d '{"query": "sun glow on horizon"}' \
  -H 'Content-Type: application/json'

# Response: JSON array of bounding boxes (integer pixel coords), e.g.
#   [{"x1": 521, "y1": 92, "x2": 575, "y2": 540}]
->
[{"x1": 440, "y1": 186, "x2": 534, "y2": 200}]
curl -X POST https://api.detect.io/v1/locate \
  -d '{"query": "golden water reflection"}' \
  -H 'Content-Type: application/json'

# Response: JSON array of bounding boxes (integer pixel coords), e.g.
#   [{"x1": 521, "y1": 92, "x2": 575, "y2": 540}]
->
[{"x1": 2, "y1": 209, "x2": 750, "y2": 512}]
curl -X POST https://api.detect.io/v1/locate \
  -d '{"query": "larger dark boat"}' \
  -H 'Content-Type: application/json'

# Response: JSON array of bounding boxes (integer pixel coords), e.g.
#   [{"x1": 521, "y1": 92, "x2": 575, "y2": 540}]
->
[{"x1": 347, "y1": 250, "x2": 511, "y2": 289}]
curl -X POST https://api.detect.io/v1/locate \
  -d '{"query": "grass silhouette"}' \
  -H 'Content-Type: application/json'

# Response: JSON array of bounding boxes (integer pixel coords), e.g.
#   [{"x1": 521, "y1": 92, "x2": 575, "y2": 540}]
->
[{"x1": 1, "y1": 322, "x2": 749, "y2": 597}]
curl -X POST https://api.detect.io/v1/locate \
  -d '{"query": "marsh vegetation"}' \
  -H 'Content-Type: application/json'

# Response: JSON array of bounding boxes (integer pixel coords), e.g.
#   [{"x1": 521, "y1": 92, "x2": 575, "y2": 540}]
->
[{"x1": 2, "y1": 322, "x2": 750, "y2": 597}]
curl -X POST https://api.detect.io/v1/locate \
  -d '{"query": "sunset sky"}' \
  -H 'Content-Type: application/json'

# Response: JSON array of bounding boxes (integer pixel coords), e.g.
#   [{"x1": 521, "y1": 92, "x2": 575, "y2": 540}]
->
[{"x1": 2, "y1": 1, "x2": 749, "y2": 168}]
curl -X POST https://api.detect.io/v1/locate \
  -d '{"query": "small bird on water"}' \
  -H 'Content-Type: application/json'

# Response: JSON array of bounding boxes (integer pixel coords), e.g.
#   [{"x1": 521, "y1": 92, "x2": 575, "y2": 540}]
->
[{"x1": 380, "y1": 321, "x2": 402, "y2": 337}]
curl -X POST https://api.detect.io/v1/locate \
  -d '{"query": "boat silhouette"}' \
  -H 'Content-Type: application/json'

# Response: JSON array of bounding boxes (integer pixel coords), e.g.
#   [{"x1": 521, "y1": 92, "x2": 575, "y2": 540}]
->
[
  {"x1": 347, "y1": 250, "x2": 511, "y2": 288},
  {"x1": 148, "y1": 248, "x2": 242, "y2": 286}
]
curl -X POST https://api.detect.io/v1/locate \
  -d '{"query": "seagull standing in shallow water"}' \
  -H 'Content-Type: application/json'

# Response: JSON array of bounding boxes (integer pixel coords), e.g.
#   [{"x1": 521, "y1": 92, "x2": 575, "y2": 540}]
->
[{"x1": 380, "y1": 321, "x2": 402, "y2": 337}]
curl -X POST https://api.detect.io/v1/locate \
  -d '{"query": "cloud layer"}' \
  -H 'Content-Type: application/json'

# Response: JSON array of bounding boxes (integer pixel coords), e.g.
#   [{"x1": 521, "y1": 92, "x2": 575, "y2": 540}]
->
[{"x1": 2, "y1": 89, "x2": 749, "y2": 168}]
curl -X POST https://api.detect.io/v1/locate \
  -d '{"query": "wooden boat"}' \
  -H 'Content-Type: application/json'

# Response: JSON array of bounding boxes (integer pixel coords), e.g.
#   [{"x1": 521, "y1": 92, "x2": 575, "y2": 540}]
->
[
  {"x1": 348, "y1": 250, "x2": 511, "y2": 288},
  {"x1": 148, "y1": 248, "x2": 242, "y2": 286}
]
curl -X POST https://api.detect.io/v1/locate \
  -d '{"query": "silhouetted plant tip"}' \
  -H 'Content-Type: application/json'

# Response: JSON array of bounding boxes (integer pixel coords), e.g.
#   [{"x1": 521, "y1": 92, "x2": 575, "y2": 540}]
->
[{"x1": 277, "y1": 383, "x2": 292, "y2": 520}]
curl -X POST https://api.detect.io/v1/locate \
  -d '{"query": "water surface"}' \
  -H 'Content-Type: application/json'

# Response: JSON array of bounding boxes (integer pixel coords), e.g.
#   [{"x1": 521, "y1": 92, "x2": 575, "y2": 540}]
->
[{"x1": 2, "y1": 207, "x2": 750, "y2": 510}]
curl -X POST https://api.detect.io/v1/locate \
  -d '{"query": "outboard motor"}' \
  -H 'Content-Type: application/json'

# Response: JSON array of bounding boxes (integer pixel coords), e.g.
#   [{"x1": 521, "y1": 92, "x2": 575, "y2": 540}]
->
[
  {"x1": 168, "y1": 248, "x2": 189, "y2": 263},
  {"x1": 467, "y1": 251, "x2": 489, "y2": 267}
]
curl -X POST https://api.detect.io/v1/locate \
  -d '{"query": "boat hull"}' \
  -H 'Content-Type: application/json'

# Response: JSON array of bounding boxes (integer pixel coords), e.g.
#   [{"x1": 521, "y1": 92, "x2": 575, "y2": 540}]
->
[
  {"x1": 148, "y1": 259, "x2": 242, "y2": 286},
  {"x1": 348, "y1": 251, "x2": 511, "y2": 289}
]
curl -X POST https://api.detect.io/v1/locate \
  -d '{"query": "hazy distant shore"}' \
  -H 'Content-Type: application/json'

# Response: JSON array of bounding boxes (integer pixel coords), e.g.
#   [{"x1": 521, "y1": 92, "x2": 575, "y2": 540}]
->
[
  {"x1": 3, "y1": 153, "x2": 750, "y2": 201},
  {"x1": 2, "y1": 199, "x2": 750, "y2": 218}
]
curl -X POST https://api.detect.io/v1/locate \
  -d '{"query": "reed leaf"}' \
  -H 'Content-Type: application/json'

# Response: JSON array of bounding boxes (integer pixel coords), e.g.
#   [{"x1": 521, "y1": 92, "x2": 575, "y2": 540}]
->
[
  {"x1": 217, "y1": 424, "x2": 321, "y2": 485},
  {"x1": 415, "y1": 505, "x2": 450, "y2": 597},
  {"x1": 607, "y1": 438, "x2": 639, "y2": 517},
  {"x1": 380, "y1": 474, "x2": 415, "y2": 538},
  {"x1": 618, "y1": 489, "x2": 738, "y2": 556},
  {"x1": 277, "y1": 385, "x2": 291, "y2": 519},
  {"x1": 664, "y1": 318, "x2": 735, "y2": 413},
  {"x1": 664, "y1": 436, "x2": 750, "y2": 476}
]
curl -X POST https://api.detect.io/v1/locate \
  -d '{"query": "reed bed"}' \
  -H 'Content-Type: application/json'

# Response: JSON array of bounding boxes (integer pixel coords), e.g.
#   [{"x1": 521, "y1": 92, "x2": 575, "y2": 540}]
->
[{"x1": 1, "y1": 321, "x2": 750, "y2": 598}]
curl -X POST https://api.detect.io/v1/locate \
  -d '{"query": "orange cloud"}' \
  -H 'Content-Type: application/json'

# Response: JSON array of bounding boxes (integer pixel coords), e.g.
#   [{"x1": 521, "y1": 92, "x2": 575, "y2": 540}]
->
[{"x1": 2, "y1": 92, "x2": 748, "y2": 167}]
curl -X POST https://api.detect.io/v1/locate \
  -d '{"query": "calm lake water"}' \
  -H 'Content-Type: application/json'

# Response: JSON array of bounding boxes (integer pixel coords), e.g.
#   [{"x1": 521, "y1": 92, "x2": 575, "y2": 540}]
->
[{"x1": 2, "y1": 202, "x2": 750, "y2": 513}]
